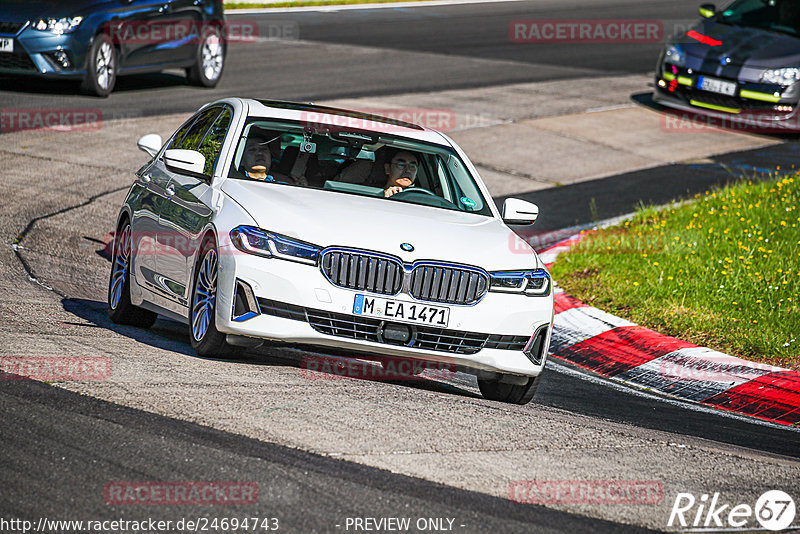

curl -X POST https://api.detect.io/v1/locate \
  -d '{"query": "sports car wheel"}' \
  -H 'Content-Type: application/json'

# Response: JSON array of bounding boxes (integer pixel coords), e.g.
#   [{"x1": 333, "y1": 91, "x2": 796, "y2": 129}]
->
[
  {"x1": 82, "y1": 35, "x2": 116, "y2": 97},
  {"x1": 186, "y1": 27, "x2": 225, "y2": 88},
  {"x1": 190, "y1": 238, "x2": 240, "y2": 357},
  {"x1": 478, "y1": 373, "x2": 542, "y2": 405},
  {"x1": 108, "y1": 222, "x2": 157, "y2": 328}
]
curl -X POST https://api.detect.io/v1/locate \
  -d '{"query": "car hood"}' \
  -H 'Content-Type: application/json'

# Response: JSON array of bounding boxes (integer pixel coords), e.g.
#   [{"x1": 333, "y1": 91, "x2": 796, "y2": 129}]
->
[
  {"x1": 680, "y1": 20, "x2": 800, "y2": 72},
  {"x1": 0, "y1": 0, "x2": 112, "y2": 23},
  {"x1": 221, "y1": 180, "x2": 541, "y2": 271}
]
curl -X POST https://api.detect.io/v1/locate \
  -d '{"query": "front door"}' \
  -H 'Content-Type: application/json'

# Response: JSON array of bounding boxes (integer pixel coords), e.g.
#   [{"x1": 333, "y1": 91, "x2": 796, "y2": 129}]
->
[{"x1": 156, "y1": 106, "x2": 231, "y2": 304}]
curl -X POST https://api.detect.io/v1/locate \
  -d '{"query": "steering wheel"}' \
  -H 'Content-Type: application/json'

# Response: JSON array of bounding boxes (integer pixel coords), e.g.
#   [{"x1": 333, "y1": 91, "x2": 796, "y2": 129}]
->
[
  {"x1": 389, "y1": 187, "x2": 458, "y2": 209},
  {"x1": 390, "y1": 187, "x2": 437, "y2": 198}
]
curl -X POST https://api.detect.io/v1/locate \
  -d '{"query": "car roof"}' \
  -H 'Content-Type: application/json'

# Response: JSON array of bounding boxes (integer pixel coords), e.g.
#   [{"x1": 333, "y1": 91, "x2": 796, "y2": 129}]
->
[{"x1": 231, "y1": 98, "x2": 453, "y2": 145}]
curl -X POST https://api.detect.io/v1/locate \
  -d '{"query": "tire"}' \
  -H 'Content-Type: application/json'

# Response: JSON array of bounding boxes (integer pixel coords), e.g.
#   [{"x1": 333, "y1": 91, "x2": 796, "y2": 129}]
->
[
  {"x1": 186, "y1": 25, "x2": 225, "y2": 88},
  {"x1": 81, "y1": 34, "x2": 117, "y2": 97},
  {"x1": 190, "y1": 237, "x2": 240, "y2": 357},
  {"x1": 478, "y1": 373, "x2": 543, "y2": 405},
  {"x1": 108, "y1": 221, "x2": 158, "y2": 328}
]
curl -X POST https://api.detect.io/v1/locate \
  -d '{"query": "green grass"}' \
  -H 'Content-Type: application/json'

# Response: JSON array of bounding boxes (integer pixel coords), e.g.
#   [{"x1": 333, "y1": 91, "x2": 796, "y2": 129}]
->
[
  {"x1": 550, "y1": 172, "x2": 800, "y2": 370},
  {"x1": 225, "y1": 0, "x2": 433, "y2": 9}
]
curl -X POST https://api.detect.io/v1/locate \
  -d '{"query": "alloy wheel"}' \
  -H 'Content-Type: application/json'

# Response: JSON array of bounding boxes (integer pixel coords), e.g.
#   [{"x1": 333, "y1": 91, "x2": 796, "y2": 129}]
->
[
  {"x1": 192, "y1": 248, "x2": 218, "y2": 341},
  {"x1": 109, "y1": 225, "x2": 130, "y2": 310}
]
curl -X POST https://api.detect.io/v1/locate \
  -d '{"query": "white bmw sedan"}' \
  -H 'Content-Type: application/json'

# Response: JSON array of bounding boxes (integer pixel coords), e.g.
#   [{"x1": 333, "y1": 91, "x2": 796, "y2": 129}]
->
[{"x1": 109, "y1": 98, "x2": 554, "y2": 404}]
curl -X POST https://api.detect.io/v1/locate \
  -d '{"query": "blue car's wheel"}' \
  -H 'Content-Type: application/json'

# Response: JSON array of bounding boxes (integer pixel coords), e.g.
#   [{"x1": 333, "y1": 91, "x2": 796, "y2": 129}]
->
[
  {"x1": 186, "y1": 26, "x2": 225, "y2": 88},
  {"x1": 82, "y1": 34, "x2": 117, "y2": 97}
]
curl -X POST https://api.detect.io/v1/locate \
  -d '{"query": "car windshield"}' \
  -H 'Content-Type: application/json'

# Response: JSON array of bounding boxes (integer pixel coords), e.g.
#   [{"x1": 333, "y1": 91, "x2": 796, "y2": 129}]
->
[
  {"x1": 716, "y1": 0, "x2": 800, "y2": 38},
  {"x1": 227, "y1": 119, "x2": 493, "y2": 216}
]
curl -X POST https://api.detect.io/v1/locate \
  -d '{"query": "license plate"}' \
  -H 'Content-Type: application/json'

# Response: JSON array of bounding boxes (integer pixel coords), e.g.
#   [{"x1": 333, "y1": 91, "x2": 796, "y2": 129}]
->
[
  {"x1": 0, "y1": 38, "x2": 13, "y2": 53},
  {"x1": 698, "y1": 76, "x2": 736, "y2": 96},
  {"x1": 353, "y1": 294, "x2": 449, "y2": 327}
]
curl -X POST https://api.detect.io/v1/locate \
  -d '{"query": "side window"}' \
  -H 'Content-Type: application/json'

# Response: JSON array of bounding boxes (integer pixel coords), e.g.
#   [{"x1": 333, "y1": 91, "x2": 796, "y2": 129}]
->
[
  {"x1": 174, "y1": 108, "x2": 222, "y2": 151},
  {"x1": 168, "y1": 118, "x2": 197, "y2": 152},
  {"x1": 198, "y1": 108, "x2": 232, "y2": 175}
]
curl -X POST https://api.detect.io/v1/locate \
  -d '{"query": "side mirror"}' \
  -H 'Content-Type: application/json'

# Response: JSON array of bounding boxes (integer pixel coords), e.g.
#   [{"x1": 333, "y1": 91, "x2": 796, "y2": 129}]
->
[
  {"x1": 502, "y1": 198, "x2": 539, "y2": 225},
  {"x1": 137, "y1": 133, "x2": 163, "y2": 157},
  {"x1": 164, "y1": 149, "x2": 207, "y2": 179},
  {"x1": 699, "y1": 3, "x2": 716, "y2": 18}
]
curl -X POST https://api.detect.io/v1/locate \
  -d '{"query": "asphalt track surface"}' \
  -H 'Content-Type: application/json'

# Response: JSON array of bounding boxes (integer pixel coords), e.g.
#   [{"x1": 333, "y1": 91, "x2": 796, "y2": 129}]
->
[
  {"x1": 2, "y1": 0, "x2": 800, "y2": 532},
  {"x1": 0, "y1": 0, "x2": 698, "y2": 116}
]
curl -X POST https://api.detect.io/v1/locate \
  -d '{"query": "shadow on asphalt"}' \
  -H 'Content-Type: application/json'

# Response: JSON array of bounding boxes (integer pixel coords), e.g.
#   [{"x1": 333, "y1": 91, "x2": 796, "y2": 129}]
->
[
  {"x1": 0, "y1": 72, "x2": 190, "y2": 98},
  {"x1": 61, "y1": 297, "x2": 480, "y2": 400}
]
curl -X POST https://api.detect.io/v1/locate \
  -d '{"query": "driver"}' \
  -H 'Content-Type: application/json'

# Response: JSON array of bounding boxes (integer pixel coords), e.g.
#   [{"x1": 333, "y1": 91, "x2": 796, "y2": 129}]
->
[{"x1": 383, "y1": 149, "x2": 419, "y2": 198}]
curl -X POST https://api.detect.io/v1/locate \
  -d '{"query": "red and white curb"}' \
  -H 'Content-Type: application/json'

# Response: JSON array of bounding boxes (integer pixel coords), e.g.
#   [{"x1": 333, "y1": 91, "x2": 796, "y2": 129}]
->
[{"x1": 538, "y1": 232, "x2": 800, "y2": 427}]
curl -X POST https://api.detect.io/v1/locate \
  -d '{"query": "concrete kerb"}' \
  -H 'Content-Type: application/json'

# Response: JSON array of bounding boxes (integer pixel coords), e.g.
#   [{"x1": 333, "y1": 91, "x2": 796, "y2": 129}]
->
[{"x1": 535, "y1": 220, "x2": 800, "y2": 428}]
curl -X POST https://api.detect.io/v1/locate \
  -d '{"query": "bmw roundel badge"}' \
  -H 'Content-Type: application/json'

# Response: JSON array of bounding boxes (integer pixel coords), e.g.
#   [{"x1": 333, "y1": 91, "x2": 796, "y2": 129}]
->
[{"x1": 400, "y1": 243, "x2": 414, "y2": 252}]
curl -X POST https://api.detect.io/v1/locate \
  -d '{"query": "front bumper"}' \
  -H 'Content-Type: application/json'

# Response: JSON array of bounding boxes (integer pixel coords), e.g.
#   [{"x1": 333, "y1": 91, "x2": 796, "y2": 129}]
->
[
  {"x1": 215, "y1": 245, "x2": 554, "y2": 377},
  {"x1": 0, "y1": 24, "x2": 89, "y2": 78},
  {"x1": 653, "y1": 63, "x2": 800, "y2": 131}
]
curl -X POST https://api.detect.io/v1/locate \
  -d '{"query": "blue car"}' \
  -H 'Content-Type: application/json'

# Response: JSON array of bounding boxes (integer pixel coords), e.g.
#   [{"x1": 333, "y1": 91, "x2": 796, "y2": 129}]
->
[{"x1": 0, "y1": 0, "x2": 226, "y2": 96}]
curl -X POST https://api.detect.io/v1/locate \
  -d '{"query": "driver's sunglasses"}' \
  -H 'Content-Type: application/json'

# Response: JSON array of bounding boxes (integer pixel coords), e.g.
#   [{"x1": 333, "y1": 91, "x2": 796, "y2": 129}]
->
[{"x1": 392, "y1": 161, "x2": 418, "y2": 171}]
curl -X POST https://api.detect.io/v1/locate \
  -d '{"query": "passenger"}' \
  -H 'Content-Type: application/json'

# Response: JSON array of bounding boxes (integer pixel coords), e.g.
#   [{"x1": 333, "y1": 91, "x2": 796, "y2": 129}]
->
[
  {"x1": 239, "y1": 127, "x2": 283, "y2": 181},
  {"x1": 383, "y1": 149, "x2": 419, "y2": 198},
  {"x1": 239, "y1": 127, "x2": 308, "y2": 186}
]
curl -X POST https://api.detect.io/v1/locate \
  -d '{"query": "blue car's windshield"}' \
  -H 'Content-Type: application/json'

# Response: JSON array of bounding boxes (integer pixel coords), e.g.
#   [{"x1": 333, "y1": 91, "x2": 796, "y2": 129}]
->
[{"x1": 717, "y1": 0, "x2": 800, "y2": 38}]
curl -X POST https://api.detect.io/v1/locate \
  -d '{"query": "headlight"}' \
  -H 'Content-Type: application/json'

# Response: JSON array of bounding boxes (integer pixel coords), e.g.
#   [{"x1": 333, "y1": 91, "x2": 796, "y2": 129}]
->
[
  {"x1": 489, "y1": 269, "x2": 550, "y2": 297},
  {"x1": 664, "y1": 44, "x2": 685, "y2": 67},
  {"x1": 33, "y1": 17, "x2": 84, "y2": 35},
  {"x1": 760, "y1": 67, "x2": 800, "y2": 86},
  {"x1": 230, "y1": 225, "x2": 320, "y2": 265}
]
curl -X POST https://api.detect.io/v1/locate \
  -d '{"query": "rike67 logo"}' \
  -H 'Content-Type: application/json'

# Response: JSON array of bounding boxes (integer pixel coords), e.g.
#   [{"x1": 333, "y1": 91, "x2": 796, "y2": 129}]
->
[{"x1": 668, "y1": 490, "x2": 796, "y2": 531}]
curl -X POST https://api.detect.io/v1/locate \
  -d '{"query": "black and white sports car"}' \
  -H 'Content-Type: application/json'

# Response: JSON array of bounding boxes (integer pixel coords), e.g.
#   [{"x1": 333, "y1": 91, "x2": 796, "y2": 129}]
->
[{"x1": 654, "y1": 0, "x2": 800, "y2": 130}]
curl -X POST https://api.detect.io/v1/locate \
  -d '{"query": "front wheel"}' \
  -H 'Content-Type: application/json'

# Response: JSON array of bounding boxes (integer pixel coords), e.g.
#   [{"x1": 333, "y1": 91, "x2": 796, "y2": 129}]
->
[
  {"x1": 478, "y1": 373, "x2": 543, "y2": 405},
  {"x1": 186, "y1": 27, "x2": 225, "y2": 87},
  {"x1": 190, "y1": 238, "x2": 240, "y2": 357},
  {"x1": 82, "y1": 35, "x2": 116, "y2": 97}
]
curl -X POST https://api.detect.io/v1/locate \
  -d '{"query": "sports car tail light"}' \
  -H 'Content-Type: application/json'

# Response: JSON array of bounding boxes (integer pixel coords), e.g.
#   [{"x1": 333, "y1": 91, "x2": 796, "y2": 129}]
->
[
  {"x1": 320, "y1": 249, "x2": 403, "y2": 295},
  {"x1": 408, "y1": 264, "x2": 488, "y2": 305}
]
